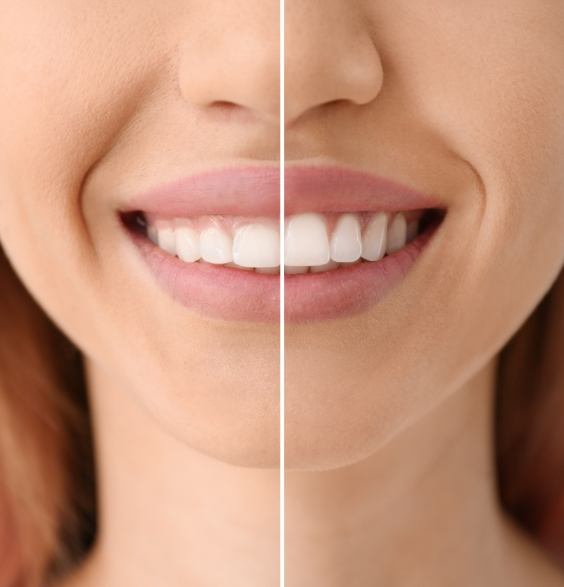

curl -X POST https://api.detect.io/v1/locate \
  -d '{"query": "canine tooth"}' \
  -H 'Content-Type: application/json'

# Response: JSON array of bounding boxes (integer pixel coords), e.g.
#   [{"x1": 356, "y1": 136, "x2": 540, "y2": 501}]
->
[
  {"x1": 200, "y1": 226, "x2": 233, "y2": 264},
  {"x1": 361, "y1": 213, "x2": 388, "y2": 261},
  {"x1": 311, "y1": 261, "x2": 339, "y2": 273},
  {"x1": 175, "y1": 225, "x2": 200, "y2": 262},
  {"x1": 386, "y1": 213, "x2": 407, "y2": 254},
  {"x1": 330, "y1": 214, "x2": 362, "y2": 262},
  {"x1": 284, "y1": 265, "x2": 308, "y2": 274},
  {"x1": 156, "y1": 224, "x2": 176, "y2": 256},
  {"x1": 233, "y1": 223, "x2": 279, "y2": 268},
  {"x1": 285, "y1": 213, "x2": 330, "y2": 267}
]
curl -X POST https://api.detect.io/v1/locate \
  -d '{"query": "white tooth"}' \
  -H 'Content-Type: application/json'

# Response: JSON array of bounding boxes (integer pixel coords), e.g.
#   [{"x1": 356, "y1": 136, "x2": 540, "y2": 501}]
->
[
  {"x1": 256, "y1": 266, "x2": 280, "y2": 274},
  {"x1": 386, "y1": 213, "x2": 407, "y2": 254},
  {"x1": 232, "y1": 223, "x2": 280, "y2": 268},
  {"x1": 284, "y1": 213, "x2": 330, "y2": 267},
  {"x1": 310, "y1": 261, "x2": 339, "y2": 273},
  {"x1": 200, "y1": 226, "x2": 233, "y2": 264},
  {"x1": 361, "y1": 213, "x2": 388, "y2": 261},
  {"x1": 175, "y1": 225, "x2": 200, "y2": 262},
  {"x1": 330, "y1": 214, "x2": 362, "y2": 263},
  {"x1": 148, "y1": 225, "x2": 158, "y2": 245},
  {"x1": 156, "y1": 223, "x2": 177, "y2": 256},
  {"x1": 406, "y1": 219, "x2": 419, "y2": 242},
  {"x1": 284, "y1": 265, "x2": 309, "y2": 274}
]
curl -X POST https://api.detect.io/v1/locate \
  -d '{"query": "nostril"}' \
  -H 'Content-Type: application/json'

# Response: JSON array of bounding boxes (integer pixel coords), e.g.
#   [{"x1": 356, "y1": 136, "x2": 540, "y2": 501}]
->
[{"x1": 204, "y1": 100, "x2": 259, "y2": 123}]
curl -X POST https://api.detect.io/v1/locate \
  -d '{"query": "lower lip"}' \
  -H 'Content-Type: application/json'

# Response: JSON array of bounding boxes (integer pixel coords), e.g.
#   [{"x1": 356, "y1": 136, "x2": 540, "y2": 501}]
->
[{"x1": 125, "y1": 219, "x2": 441, "y2": 323}]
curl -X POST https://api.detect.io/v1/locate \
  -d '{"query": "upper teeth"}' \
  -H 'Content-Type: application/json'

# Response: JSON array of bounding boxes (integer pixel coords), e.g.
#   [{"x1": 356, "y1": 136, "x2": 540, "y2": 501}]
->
[{"x1": 146, "y1": 212, "x2": 420, "y2": 272}]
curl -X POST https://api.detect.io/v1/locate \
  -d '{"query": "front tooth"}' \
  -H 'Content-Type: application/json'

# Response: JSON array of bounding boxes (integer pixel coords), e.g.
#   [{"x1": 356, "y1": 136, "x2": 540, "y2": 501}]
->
[
  {"x1": 156, "y1": 223, "x2": 177, "y2": 256},
  {"x1": 285, "y1": 213, "x2": 330, "y2": 267},
  {"x1": 386, "y1": 213, "x2": 407, "y2": 254},
  {"x1": 330, "y1": 214, "x2": 362, "y2": 262},
  {"x1": 200, "y1": 226, "x2": 233, "y2": 264},
  {"x1": 361, "y1": 213, "x2": 388, "y2": 261},
  {"x1": 232, "y1": 223, "x2": 280, "y2": 268},
  {"x1": 175, "y1": 225, "x2": 200, "y2": 262}
]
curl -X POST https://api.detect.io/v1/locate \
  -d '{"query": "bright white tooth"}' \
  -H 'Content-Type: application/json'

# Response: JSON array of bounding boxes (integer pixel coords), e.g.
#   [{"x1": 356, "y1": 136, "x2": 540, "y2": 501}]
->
[
  {"x1": 406, "y1": 219, "x2": 419, "y2": 242},
  {"x1": 361, "y1": 213, "x2": 388, "y2": 261},
  {"x1": 284, "y1": 213, "x2": 330, "y2": 267},
  {"x1": 200, "y1": 226, "x2": 233, "y2": 264},
  {"x1": 232, "y1": 223, "x2": 280, "y2": 268},
  {"x1": 156, "y1": 224, "x2": 176, "y2": 256},
  {"x1": 330, "y1": 214, "x2": 362, "y2": 262},
  {"x1": 148, "y1": 225, "x2": 158, "y2": 245},
  {"x1": 284, "y1": 265, "x2": 308, "y2": 274},
  {"x1": 386, "y1": 213, "x2": 407, "y2": 254},
  {"x1": 175, "y1": 225, "x2": 200, "y2": 262},
  {"x1": 310, "y1": 261, "x2": 339, "y2": 273}
]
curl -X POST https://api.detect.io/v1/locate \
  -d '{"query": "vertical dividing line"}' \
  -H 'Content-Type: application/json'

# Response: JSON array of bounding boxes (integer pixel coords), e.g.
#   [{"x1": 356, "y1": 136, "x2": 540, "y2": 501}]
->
[{"x1": 279, "y1": 0, "x2": 285, "y2": 583}]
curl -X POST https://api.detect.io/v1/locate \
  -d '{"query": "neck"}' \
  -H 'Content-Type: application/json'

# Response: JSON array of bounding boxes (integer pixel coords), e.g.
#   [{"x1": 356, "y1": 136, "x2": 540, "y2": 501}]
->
[
  {"x1": 72, "y1": 358, "x2": 279, "y2": 587},
  {"x1": 65, "y1": 357, "x2": 557, "y2": 587},
  {"x1": 285, "y1": 359, "x2": 540, "y2": 586}
]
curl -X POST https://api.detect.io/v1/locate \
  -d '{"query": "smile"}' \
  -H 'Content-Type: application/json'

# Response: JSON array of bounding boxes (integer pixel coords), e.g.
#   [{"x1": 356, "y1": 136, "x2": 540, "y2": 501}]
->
[{"x1": 120, "y1": 165, "x2": 446, "y2": 322}]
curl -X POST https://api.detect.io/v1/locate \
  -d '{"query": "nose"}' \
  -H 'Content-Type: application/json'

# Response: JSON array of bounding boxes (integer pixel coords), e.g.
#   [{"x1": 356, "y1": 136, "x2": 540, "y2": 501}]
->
[
  {"x1": 178, "y1": 4, "x2": 279, "y2": 124},
  {"x1": 285, "y1": 1, "x2": 384, "y2": 126}
]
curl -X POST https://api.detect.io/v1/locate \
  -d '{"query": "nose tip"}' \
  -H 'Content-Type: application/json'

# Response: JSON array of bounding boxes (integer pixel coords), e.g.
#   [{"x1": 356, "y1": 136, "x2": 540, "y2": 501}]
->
[
  {"x1": 284, "y1": 5, "x2": 384, "y2": 127},
  {"x1": 284, "y1": 52, "x2": 383, "y2": 125},
  {"x1": 178, "y1": 23, "x2": 279, "y2": 124}
]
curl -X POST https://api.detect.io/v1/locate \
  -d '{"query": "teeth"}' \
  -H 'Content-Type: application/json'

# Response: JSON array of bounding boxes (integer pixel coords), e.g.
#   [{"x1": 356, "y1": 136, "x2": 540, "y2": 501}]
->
[
  {"x1": 200, "y1": 226, "x2": 233, "y2": 264},
  {"x1": 175, "y1": 223, "x2": 200, "y2": 262},
  {"x1": 145, "y1": 209, "x2": 426, "y2": 272},
  {"x1": 330, "y1": 214, "x2": 362, "y2": 263},
  {"x1": 233, "y1": 223, "x2": 279, "y2": 268},
  {"x1": 284, "y1": 213, "x2": 330, "y2": 267},
  {"x1": 156, "y1": 223, "x2": 177, "y2": 256},
  {"x1": 361, "y1": 213, "x2": 388, "y2": 261},
  {"x1": 386, "y1": 213, "x2": 407, "y2": 254}
]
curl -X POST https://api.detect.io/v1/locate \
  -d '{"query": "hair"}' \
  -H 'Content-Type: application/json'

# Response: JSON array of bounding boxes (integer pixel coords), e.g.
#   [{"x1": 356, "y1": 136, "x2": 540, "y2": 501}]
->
[
  {"x1": 0, "y1": 242, "x2": 562, "y2": 585},
  {"x1": 0, "y1": 246, "x2": 95, "y2": 587},
  {"x1": 497, "y1": 267, "x2": 564, "y2": 565}
]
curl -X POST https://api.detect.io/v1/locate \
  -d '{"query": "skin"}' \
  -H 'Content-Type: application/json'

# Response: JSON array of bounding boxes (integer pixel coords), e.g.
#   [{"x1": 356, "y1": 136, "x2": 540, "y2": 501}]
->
[
  {"x1": 284, "y1": 0, "x2": 564, "y2": 585},
  {"x1": 0, "y1": 0, "x2": 563, "y2": 586}
]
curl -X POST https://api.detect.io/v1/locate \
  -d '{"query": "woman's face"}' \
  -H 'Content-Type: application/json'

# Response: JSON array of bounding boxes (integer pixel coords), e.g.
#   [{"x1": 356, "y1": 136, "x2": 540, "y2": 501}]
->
[
  {"x1": 284, "y1": 0, "x2": 564, "y2": 468},
  {"x1": 0, "y1": 0, "x2": 280, "y2": 466},
  {"x1": 1, "y1": 1, "x2": 563, "y2": 470}
]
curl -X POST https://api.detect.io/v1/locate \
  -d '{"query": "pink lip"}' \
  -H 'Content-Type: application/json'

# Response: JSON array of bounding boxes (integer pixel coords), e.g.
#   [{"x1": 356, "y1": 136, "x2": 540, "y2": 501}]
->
[{"x1": 122, "y1": 164, "x2": 445, "y2": 322}]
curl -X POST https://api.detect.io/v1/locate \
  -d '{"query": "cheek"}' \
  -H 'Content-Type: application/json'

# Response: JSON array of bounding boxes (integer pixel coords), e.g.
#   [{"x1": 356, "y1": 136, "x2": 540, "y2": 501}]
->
[
  {"x1": 0, "y1": 6, "x2": 163, "y2": 347},
  {"x1": 393, "y1": 2, "x2": 564, "y2": 340}
]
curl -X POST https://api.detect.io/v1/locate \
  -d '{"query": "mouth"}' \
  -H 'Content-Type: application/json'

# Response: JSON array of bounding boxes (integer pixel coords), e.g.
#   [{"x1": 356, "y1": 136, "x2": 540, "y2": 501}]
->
[{"x1": 120, "y1": 165, "x2": 446, "y2": 322}]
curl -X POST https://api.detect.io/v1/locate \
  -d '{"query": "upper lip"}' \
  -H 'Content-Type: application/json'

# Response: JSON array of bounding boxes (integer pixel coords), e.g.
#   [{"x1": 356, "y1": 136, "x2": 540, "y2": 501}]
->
[{"x1": 122, "y1": 163, "x2": 443, "y2": 219}]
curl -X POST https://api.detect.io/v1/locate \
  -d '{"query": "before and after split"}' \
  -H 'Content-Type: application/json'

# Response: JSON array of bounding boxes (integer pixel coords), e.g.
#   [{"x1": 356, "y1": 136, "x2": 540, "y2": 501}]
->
[{"x1": 1, "y1": 1, "x2": 564, "y2": 586}]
